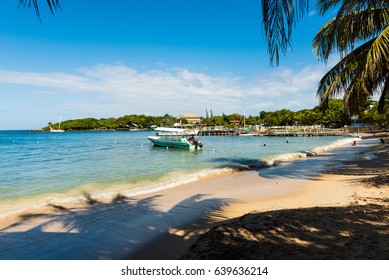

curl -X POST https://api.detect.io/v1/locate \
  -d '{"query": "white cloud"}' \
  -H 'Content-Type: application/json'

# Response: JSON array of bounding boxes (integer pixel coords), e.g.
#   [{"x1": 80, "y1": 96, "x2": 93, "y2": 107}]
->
[
  {"x1": 0, "y1": 63, "x2": 328, "y2": 120},
  {"x1": 0, "y1": 70, "x2": 88, "y2": 89}
]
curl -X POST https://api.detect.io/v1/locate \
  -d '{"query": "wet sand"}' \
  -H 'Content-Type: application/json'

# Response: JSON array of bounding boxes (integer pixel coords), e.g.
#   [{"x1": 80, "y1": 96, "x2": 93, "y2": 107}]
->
[{"x1": 0, "y1": 137, "x2": 388, "y2": 259}]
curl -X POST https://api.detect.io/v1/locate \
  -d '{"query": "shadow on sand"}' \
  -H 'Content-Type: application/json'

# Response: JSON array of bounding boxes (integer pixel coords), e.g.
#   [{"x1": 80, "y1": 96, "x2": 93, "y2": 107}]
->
[
  {"x1": 182, "y1": 149, "x2": 389, "y2": 259},
  {"x1": 182, "y1": 202, "x2": 389, "y2": 259},
  {"x1": 0, "y1": 193, "x2": 232, "y2": 260}
]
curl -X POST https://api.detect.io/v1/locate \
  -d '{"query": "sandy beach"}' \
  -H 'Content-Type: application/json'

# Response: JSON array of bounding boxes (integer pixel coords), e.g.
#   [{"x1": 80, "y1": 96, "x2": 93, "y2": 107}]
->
[
  {"x1": 0, "y1": 136, "x2": 388, "y2": 259},
  {"x1": 181, "y1": 137, "x2": 389, "y2": 259}
]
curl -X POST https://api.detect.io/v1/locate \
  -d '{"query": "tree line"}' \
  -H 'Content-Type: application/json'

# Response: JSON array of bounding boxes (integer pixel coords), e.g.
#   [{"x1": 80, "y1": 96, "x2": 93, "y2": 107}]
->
[
  {"x1": 44, "y1": 99, "x2": 388, "y2": 131},
  {"x1": 45, "y1": 114, "x2": 176, "y2": 131}
]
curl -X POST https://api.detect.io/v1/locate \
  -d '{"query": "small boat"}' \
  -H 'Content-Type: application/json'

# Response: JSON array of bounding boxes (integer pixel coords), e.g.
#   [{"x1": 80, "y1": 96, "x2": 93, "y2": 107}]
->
[
  {"x1": 50, "y1": 127, "x2": 65, "y2": 133},
  {"x1": 128, "y1": 123, "x2": 139, "y2": 131},
  {"x1": 239, "y1": 127, "x2": 257, "y2": 136},
  {"x1": 148, "y1": 127, "x2": 203, "y2": 150},
  {"x1": 50, "y1": 117, "x2": 65, "y2": 133}
]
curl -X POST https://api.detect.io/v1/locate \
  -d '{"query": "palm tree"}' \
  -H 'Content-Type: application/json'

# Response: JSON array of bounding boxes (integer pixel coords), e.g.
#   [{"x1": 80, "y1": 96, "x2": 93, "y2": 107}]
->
[
  {"x1": 313, "y1": 0, "x2": 389, "y2": 114},
  {"x1": 261, "y1": 0, "x2": 389, "y2": 114}
]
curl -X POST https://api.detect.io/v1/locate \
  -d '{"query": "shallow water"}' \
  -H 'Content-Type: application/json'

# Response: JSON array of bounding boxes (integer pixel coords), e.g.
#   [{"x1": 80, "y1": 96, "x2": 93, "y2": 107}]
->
[{"x1": 0, "y1": 130, "x2": 362, "y2": 216}]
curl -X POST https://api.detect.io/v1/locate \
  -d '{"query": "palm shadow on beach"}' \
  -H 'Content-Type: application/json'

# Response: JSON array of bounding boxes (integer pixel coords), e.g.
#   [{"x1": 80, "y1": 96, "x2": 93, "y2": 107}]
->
[
  {"x1": 182, "y1": 202, "x2": 389, "y2": 260},
  {"x1": 181, "y1": 149, "x2": 389, "y2": 259},
  {"x1": 0, "y1": 193, "x2": 232, "y2": 260}
]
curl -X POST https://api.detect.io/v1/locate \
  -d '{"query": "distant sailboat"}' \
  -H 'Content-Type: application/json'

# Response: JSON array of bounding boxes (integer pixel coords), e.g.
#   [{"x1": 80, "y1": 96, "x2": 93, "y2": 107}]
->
[{"x1": 50, "y1": 117, "x2": 65, "y2": 133}]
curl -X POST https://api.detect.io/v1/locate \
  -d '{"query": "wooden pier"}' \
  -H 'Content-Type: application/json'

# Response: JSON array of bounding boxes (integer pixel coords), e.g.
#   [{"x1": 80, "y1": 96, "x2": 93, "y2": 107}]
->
[
  {"x1": 266, "y1": 131, "x2": 344, "y2": 137},
  {"x1": 198, "y1": 130, "x2": 237, "y2": 136},
  {"x1": 196, "y1": 130, "x2": 344, "y2": 137}
]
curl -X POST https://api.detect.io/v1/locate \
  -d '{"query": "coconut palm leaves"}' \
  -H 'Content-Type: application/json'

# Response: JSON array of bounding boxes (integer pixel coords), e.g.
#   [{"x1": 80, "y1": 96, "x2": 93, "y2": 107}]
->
[
  {"x1": 18, "y1": 0, "x2": 61, "y2": 20},
  {"x1": 261, "y1": 0, "x2": 310, "y2": 66},
  {"x1": 261, "y1": 0, "x2": 389, "y2": 114},
  {"x1": 313, "y1": 0, "x2": 389, "y2": 114}
]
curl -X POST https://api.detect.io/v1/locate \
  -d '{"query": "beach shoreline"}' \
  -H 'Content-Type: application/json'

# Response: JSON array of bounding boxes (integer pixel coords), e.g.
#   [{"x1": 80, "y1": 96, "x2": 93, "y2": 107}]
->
[
  {"x1": 0, "y1": 135, "x2": 387, "y2": 259},
  {"x1": 181, "y1": 139, "x2": 389, "y2": 259},
  {"x1": 0, "y1": 131, "x2": 354, "y2": 220}
]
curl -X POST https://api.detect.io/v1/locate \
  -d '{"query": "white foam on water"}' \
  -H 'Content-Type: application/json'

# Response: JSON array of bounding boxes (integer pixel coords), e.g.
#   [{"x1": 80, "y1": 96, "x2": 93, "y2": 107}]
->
[
  {"x1": 264, "y1": 137, "x2": 359, "y2": 166},
  {"x1": 0, "y1": 168, "x2": 236, "y2": 218}
]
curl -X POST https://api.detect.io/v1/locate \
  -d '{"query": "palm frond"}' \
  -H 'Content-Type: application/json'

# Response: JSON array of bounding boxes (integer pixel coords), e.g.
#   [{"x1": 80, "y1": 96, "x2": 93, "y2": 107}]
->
[
  {"x1": 18, "y1": 0, "x2": 61, "y2": 21},
  {"x1": 317, "y1": 38, "x2": 376, "y2": 114},
  {"x1": 313, "y1": 6, "x2": 389, "y2": 62},
  {"x1": 317, "y1": 39, "x2": 373, "y2": 97},
  {"x1": 317, "y1": 0, "x2": 346, "y2": 15},
  {"x1": 377, "y1": 74, "x2": 389, "y2": 113},
  {"x1": 343, "y1": 76, "x2": 372, "y2": 114},
  {"x1": 317, "y1": 0, "x2": 389, "y2": 16},
  {"x1": 261, "y1": 0, "x2": 309, "y2": 66},
  {"x1": 315, "y1": 0, "x2": 389, "y2": 115},
  {"x1": 318, "y1": 30, "x2": 389, "y2": 115},
  {"x1": 365, "y1": 26, "x2": 389, "y2": 79}
]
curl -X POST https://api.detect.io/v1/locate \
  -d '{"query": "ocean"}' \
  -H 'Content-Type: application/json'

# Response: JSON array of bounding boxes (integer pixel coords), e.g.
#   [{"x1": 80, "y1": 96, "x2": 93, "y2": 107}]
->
[{"x1": 0, "y1": 130, "x2": 366, "y2": 217}]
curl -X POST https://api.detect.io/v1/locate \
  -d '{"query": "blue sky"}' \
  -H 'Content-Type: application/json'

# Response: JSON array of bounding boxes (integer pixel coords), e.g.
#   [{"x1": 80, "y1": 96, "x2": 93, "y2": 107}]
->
[{"x1": 0, "y1": 0, "x2": 336, "y2": 129}]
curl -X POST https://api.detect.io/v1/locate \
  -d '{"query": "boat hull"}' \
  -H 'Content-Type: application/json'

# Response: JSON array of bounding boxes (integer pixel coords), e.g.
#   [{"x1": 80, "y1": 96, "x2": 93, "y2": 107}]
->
[{"x1": 148, "y1": 136, "x2": 201, "y2": 150}]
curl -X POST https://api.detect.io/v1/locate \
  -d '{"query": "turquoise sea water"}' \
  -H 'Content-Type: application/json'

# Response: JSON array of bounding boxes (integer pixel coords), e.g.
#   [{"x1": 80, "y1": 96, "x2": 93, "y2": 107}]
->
[{"x1": 0, "y1": 130, "x2": 360, "y2": 216}]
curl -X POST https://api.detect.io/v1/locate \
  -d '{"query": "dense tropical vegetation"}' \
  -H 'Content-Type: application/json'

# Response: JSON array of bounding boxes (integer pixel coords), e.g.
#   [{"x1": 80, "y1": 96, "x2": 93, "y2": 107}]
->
[
  {"x1": 44, "y1": 99, "x2": 388, "y2": 131},
  {"x1": 44, "y1": 114, "x2": 177, "y2": 131}
]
